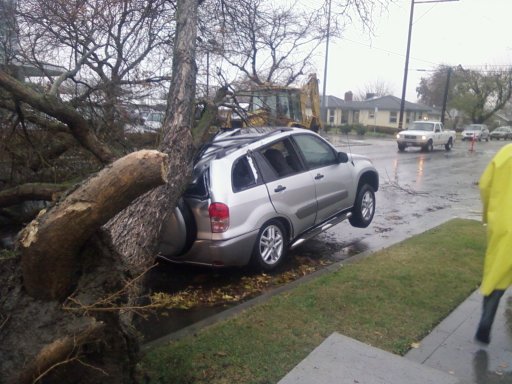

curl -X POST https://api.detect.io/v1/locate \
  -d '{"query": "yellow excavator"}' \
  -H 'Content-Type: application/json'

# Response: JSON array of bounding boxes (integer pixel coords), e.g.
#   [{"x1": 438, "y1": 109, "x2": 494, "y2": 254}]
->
[{"x1": 223, "y1": 73, "x2": 323, "y2": 132}]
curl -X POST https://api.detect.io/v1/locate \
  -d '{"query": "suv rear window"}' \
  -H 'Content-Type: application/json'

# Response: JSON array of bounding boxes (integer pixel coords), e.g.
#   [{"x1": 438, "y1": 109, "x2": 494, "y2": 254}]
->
[
  {"x1": 232, "y1": 156, "x2": 257, "y2": 192},
  {"x1": 185, "y1": 170, "x2": 209, "y2": 198}
]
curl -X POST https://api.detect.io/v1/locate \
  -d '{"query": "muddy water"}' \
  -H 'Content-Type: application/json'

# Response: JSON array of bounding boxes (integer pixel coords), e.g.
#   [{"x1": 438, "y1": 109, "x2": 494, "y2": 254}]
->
[{"x1": 138, "y1": 136, "x2": 504, "y2": 343}]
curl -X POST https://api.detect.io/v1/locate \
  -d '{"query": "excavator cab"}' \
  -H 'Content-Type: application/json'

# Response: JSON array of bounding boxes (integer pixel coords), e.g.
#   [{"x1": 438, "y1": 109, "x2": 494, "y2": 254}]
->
[
  {"x1": 246, "y1": 88, "x2": 303, "y2": 127},
  {"x1": 222, "y1": 73, "x2": 322, "y2": 132}
]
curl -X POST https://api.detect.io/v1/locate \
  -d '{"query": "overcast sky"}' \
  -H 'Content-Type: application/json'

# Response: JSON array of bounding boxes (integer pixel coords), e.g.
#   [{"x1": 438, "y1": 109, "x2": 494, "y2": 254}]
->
[{"x1": 309, "y1": 0, "x2": 511, "y2": 102}]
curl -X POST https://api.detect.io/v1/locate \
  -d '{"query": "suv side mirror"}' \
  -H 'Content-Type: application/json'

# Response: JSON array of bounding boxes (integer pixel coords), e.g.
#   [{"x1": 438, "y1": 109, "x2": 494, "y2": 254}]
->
[{"x1": 337, "y1": 152, "x2": 349, "y2": 163}]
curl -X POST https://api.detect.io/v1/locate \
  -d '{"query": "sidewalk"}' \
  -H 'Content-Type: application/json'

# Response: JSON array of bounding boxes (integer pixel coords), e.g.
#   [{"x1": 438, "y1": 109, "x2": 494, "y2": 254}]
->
[{"x1": 279, "y1": 290, "x2": 512, "y2": 384}]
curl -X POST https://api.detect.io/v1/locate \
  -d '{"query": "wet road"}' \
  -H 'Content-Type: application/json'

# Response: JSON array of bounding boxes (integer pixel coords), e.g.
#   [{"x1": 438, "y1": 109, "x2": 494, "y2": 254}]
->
[
  {"x1": 139, "y1": 135, "x2": 507, "y2": 342},
  {"x1": 321, "y1": 135, "x2": 500, "y2": 256}
]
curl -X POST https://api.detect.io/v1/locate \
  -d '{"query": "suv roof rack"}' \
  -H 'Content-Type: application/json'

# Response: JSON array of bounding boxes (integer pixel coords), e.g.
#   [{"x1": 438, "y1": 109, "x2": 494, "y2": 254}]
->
[{"x1": 195, "y1": 127, "x2": 293, "y2": 162}]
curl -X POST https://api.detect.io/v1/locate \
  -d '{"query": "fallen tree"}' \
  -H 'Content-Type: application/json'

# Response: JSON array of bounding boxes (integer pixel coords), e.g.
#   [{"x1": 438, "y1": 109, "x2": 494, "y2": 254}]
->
[
  {"x1": 20, "y1": 150, "x2": 169, "y2": 301},
  {"x1": 1, "y1": 150, "x2": 168, "y2": 383},
  {"x1": 0, "y1": 1, "x2": 212, "y2": 381}
]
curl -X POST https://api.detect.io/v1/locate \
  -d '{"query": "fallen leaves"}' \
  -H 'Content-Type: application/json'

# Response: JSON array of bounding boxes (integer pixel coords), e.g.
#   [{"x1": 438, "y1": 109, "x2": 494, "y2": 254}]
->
[{"x1": 150, "y1": 256, "x2": 330, "y2": 309}]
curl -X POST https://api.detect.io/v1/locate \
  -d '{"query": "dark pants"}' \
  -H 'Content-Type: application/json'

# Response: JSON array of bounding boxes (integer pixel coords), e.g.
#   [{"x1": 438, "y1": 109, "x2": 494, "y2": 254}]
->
[{"x1": 475, "y1": 289, "x2": 505, "y2": 344}]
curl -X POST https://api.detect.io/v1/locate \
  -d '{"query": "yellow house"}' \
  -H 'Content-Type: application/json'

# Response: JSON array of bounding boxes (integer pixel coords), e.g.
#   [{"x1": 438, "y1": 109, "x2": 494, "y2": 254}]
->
[{"x1": 320, "y1": 94, "x2": 441, "y2": 130}]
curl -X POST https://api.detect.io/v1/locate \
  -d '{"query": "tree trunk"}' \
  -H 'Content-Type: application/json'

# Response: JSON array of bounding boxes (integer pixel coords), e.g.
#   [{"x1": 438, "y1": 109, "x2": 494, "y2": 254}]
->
[
  {"x1": 107, "y1": 0, "x2": 200, "y2": 269},
  {"x1": 19, "y1": 150, "x2": 168, "y2": 301}
]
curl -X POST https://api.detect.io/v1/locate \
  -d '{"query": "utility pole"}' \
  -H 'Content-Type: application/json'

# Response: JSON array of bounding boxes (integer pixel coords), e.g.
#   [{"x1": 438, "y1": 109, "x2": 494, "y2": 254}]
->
[
  {"x1": 398, "y1": 0, "x2": 415, "y2": 130},
  {"x1": 321, "y1": 0, "x2": 332, "y2": 129},
  {"x1": 398, "y1": 0, "x2": 459, "y2": 130},
  {"x1": 440, "y1": 67, "x2": 452, "y2": 125}
]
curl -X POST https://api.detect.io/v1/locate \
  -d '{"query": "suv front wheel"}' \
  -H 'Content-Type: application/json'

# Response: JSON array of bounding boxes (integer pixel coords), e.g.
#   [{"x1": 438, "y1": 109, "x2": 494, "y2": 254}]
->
[
  {"x1": 349, "y1": 184, "x2": 376, "y2": 228},
  {"x1": 251, "y1": 220, "x2": 288, "y2": 271}
]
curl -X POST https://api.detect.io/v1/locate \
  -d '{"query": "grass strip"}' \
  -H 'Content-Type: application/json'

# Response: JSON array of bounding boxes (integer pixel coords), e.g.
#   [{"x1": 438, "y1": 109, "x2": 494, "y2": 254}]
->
[{"x1": 140, "y1": 218, "x2": 485, "y2": 384}]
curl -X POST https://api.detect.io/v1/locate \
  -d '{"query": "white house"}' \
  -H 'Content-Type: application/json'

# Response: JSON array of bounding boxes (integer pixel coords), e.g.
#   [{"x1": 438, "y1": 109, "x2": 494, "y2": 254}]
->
[{"x1": 320, "y1": 92, "x2": 441, "y2": 130}]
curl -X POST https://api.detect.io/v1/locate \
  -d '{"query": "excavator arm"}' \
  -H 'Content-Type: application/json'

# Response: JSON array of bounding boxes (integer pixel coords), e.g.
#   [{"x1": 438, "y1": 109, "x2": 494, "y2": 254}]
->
[{"x1": 301, "y1": 73, "x2": 323, "y2": 132}]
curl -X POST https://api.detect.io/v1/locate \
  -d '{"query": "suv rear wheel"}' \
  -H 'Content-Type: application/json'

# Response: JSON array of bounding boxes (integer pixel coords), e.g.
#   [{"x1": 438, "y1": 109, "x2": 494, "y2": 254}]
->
[
  {"x1": 349, "y1": 184, "x2": 376, "y2": 228},
  {"x1": 157, "y1": 198, "x2": 196, "y2": 257},
  {"x1": 251, "y1": 220, "x2": 287, "y2": 271}
]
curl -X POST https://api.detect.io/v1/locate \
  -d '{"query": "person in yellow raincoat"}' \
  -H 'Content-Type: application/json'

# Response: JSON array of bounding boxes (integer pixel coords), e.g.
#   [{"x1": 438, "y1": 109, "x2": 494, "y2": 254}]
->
[{"x1": 475, "y1": 143, "x2": 512, "y2": 344}]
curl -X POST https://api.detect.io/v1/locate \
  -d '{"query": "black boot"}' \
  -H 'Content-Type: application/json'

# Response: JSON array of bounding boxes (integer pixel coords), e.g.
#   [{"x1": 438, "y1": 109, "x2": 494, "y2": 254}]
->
[{"x1": 475, "y1": 290, "x2": 505, "y2": 344}]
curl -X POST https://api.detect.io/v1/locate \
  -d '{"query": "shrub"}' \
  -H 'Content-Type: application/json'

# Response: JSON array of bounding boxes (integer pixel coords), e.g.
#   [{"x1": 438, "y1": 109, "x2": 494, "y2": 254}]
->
[
  {"x1": 355, "y1": 124, "x2": 366, "y2": 136},
  {"x1": 340, "y1": 124, "x2": 352, "y2": 134}
]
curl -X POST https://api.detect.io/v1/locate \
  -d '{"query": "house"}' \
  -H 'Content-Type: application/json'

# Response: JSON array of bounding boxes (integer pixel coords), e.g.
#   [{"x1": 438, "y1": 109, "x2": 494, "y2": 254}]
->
[
  {"x1": 320, "y1": 92, "x2": 441, "y2": 130},
  {"x1": 493, "y1": 111, "x2": 512, "y2": 127}
]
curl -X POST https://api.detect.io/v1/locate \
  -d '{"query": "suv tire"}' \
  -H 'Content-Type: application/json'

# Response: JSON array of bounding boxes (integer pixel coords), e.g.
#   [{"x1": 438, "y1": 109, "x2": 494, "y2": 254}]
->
[
  {"x1": 251, "y1": 220, "x2": 287, "y2": 271},
  {"x1": 349, "y1": 184, "x2": 376, "y2": 228},
  {"x1": 157, "y1": 198, "x2": 196, "y2": 257}
]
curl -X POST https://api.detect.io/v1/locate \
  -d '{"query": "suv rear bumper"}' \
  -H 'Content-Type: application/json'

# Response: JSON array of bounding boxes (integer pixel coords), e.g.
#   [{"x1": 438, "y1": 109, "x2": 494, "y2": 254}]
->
[{"x1": 158, "y1": 230, "x2": 259, "y2": 267}]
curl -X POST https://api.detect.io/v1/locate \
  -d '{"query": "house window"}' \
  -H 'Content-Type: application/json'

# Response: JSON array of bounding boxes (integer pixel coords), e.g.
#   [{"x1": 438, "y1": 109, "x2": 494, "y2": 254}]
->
[
  {"x1": 368, "y1": 109, "x2": 375, "y2": 119},
  {"x1": 389, "y1": 111, "x2": 397, "y2": 123},
  {"x1": 353, "y1": 110, "x2": 360, "y2": 123},
  {"x1": 341, "y1": 111, "x2": 348, "y2": 124},
  {"x1": 328, "y1": 109, "x2": 335, "y2": 125}
]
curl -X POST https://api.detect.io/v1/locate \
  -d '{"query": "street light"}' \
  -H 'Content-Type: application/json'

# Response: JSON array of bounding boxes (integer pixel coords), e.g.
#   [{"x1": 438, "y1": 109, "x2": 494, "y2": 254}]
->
[{"x1": 398, "y1": 0, "x2": 459, "y2": 130}]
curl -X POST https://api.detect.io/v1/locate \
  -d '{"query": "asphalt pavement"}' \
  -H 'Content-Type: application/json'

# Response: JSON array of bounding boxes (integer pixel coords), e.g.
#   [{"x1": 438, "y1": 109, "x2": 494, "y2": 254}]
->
[{"x1": 278, "y1": 289, "x2": 512, "y2": 384}]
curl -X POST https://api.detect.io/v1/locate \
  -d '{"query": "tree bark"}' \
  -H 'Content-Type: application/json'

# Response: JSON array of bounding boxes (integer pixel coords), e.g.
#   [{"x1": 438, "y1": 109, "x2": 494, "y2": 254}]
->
[{"x1": 19, "y1": 150, "x2": 168, "y2": 300}]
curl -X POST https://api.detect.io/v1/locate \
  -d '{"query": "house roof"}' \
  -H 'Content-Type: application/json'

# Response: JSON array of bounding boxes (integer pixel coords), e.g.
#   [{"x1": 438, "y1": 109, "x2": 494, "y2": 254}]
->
[
  {"x1": 321, "y1": 94, "x2": 436, "y2": 113},
  {"x1": 322, "y1": 95, "x2": 345, "y2": 108}
]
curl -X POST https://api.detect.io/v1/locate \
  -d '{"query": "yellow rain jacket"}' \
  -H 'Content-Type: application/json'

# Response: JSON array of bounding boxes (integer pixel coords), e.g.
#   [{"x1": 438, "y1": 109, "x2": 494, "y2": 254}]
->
[{"x1": 479, "y1": 143, "x2": 512, "y2": 295}]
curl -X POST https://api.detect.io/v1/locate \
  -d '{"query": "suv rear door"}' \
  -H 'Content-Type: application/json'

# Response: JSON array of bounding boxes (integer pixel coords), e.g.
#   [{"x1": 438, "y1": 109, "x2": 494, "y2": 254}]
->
[
  {"x1": 256, "y1": 138, "x2": 317, "y2": 237},
  {"x1": 292, "y1": 133, "x2": 354, "y2": 224}
]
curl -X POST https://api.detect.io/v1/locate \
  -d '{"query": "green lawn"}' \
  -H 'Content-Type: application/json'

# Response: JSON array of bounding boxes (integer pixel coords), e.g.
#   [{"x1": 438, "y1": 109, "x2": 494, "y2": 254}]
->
[{"x1": 140, "y1": 218, "x2": 486, "y2": 384}]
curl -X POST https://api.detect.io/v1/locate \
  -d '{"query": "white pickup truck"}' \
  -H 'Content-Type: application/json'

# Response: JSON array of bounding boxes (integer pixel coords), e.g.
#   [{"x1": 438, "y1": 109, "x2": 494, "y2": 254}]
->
[{"x1": 396, "y1": 120, "x2": 456, "y2": 152}]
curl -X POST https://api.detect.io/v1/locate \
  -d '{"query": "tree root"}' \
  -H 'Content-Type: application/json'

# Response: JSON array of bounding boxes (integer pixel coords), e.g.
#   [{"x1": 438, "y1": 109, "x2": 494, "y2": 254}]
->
[{"x1": 13, "y1": 320, "x2": 106, "y2": 384}]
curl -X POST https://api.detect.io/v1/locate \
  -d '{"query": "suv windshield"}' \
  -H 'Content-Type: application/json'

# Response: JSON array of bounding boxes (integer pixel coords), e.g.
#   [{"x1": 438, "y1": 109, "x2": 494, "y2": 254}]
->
[{"x1": 466, "y1": 125, "x2": 482, "y2": 131}]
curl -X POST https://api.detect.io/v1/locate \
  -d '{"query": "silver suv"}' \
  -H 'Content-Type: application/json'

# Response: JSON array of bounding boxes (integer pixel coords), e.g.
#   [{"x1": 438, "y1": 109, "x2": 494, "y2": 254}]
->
[{"x1": 158, "y1": 127, "x2": 379, "y2": 271}]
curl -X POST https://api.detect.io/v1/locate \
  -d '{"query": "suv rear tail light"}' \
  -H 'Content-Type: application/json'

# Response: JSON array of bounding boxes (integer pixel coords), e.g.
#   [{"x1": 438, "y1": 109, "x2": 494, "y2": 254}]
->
[{"x1": 209, "y1": 203, "x2": 230, "y2": 233}]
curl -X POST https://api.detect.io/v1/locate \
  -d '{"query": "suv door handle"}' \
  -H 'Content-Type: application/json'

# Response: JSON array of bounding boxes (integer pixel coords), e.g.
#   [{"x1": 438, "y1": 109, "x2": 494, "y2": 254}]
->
[
  {"x1": 315, "y1": 173, "x2": 324, "y2": 180},
  {"x1": 274, "y1": 185, "x2": 286, "y2": 192}
]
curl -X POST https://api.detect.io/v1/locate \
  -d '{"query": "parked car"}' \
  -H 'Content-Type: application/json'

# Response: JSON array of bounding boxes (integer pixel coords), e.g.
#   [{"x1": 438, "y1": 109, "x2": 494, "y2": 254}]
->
[
  {"x1": 396, "y1": 120, "x2": 456, "y2": 152},
  {"x1": 489, "y1": 126, "x2": 512, "y2": 140},
  {"x1": 158, "y1": 127, "x2": 379, "y2": 271},
  {"x1": 125, "y1": 110, "x2": 165, "y2": 133},
  {"x1": 461, "y1": 124, "x2": 489, "y2": 141}
]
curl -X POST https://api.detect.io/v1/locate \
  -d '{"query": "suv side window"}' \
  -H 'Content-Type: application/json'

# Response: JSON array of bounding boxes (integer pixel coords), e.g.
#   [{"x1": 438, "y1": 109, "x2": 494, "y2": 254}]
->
[
  {"x1": 261, "y1": 138, "x2": 304, "y2": 178},
  {"x1": 293, "y1": 134, "x2": 337, "y2": 169},
  {"x1": 232, "y1": 155, "x2": 257, "y2": 192},
  {"x1": 185, "y1": 169, "x2": 209, "y2": 198}
]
